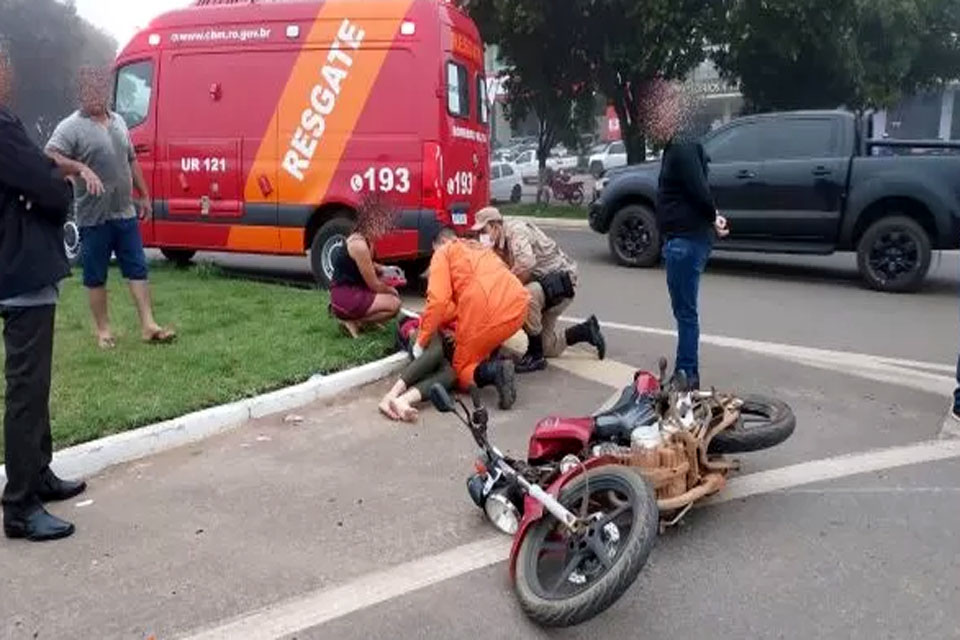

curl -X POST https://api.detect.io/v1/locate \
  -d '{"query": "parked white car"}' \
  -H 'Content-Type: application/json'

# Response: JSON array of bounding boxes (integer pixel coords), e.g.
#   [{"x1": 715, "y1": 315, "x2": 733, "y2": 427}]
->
[
  {"x1": 588, "y1": 141, "x2": 628, "y2": 177},
  {"x1": 513, "y1": 149, "x2": 580, "y2": 183},
  {"x1": 490, "y1": 162, "x2": 523, "y2": 203}
]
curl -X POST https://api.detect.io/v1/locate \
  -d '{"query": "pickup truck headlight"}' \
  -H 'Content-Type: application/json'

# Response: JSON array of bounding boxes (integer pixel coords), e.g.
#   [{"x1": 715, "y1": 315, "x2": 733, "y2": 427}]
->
[{"x1": 595, "y1": 177, "x2": 609, "y2": 197}]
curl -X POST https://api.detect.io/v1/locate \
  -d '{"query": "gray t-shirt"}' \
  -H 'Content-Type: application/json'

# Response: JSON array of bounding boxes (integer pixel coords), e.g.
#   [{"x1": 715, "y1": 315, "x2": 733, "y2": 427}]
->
[
  {"x1": 0, "y1": 284, "x2": 60, "y2": 308},
  {"x1": 46, "y1": 111, "x2": 136, "y2": 228}
]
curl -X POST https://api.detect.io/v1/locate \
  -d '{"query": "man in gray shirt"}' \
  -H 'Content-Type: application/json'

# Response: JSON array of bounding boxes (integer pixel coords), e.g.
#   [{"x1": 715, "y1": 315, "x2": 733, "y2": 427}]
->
[{"x1": 46, "y1": 66, "x2": 175, "y2": 349}]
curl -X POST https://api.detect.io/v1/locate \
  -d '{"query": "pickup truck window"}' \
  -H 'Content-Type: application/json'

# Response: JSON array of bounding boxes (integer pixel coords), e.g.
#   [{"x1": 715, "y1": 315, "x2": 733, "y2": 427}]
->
[
  {"x1": 705, "y1": 117, "x2": 840, "y2": 162},
  {"x1": 704, "y1": 122, "x2": 762, "y2": 163},
  {"x1": 610, "y1": 142, "x2": 625, "y2": 155},
  {"x1": 762, "y1": 118, "x2": 840, "y2": 160}
]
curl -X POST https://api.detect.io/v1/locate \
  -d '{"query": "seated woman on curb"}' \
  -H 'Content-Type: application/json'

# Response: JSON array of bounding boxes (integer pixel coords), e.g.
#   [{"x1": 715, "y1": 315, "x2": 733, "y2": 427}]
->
[
  {"x1": 380, "y1": 316, "x2": 456, "y2": 422},
  {"x1": 329, "y1": 198, "x2": 402, "y2": 338}
]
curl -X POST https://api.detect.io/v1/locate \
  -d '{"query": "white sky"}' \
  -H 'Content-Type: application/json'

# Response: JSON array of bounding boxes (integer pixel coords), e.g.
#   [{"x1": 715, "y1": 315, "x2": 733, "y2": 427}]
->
[{"x1": 73, "y1": 0, "x2": 192, "y2": 50}]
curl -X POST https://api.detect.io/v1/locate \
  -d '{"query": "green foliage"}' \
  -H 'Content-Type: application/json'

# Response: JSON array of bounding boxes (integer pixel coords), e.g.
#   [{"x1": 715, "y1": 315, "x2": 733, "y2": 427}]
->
[
  {"x1": 0, "y1": 0, "x2": 117, "y2": 140},
  {"x1": 575, "y1": 0, "x2": 714, "y2": 163},
  {"x1": 470, "y1": 0, "x2": 595, "y2": 200},
  {"x1": 714, "y1": 0, "x2": 960, "y2": 112}
]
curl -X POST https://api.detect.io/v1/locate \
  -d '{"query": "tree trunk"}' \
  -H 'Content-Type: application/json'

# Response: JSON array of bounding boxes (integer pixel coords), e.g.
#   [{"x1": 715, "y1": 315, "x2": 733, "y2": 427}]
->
[
  {"x1": 535, "y1": 117, "x2": 554, "y2": 205},
  {"x1": 612, "y1": 93, "x2": 646, "y2": 165}
]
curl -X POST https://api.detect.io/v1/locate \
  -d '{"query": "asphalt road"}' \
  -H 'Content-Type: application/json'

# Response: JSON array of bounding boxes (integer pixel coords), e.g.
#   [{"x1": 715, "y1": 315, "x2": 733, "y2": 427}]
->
[
  {"x1": 6, "y1": 230, "x2": 957, "y2": 639},
  {"x1": 191, "y1": 228, "x2": 960, "y2": 364}
]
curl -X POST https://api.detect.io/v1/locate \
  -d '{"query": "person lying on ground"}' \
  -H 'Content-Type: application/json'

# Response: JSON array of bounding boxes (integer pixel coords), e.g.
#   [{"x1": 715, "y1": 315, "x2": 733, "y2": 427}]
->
[
  {"x1": 474, "y1": 207, "x2": 605, "y2": 373},
  {"x1": 414, "y1": 228, "x2": 529, "y2": 410},
  {"x1": 329, "y1": 197, "x2": 402, "y2": 338},
  {"x1": 380, "y1": 316, "x2": 455, "y2": 423}
]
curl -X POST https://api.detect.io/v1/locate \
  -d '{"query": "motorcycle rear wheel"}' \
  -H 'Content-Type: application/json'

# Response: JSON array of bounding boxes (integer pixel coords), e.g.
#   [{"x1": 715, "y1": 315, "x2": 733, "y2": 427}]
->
[
  {"x1": 707, "y1": 395, "x2": 796, "y2": 454},
  {"x1": 514, "y1": 466, "x2": 658, "y2": 627}
]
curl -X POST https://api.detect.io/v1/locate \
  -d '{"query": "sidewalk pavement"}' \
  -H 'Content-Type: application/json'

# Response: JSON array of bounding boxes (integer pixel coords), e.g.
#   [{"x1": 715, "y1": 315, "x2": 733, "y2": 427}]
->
[{"x1": 0, "y1": 367, "x2": 613, "y2": 640}]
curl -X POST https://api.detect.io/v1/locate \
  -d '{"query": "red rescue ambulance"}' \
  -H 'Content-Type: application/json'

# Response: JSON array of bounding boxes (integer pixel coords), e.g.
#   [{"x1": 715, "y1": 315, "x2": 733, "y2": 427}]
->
[{"x1": 112, "y1": 0, "x2": 490, "y2": 285}]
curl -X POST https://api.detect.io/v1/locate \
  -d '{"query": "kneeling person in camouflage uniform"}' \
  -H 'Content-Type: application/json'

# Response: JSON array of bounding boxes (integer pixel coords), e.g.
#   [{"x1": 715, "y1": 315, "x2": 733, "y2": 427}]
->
[{"x1": 472, "y1": 207, "x2": 605, "y2": 373}]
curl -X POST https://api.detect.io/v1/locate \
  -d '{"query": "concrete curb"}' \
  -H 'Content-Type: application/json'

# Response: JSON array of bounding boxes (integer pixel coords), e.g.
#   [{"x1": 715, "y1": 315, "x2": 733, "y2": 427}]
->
[
  {"x1": 512, "y1": 215, "x2": 589, "y2": 230},
  {"x1": 0, "y1": 352, "x2": 408, "y2": 483}
]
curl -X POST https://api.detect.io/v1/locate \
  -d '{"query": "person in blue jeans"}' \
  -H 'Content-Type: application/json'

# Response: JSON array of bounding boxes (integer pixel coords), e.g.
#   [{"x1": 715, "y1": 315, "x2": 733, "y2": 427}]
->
[
  {"x1": 46, "y1": 67, "x2": 175, "y2": 349},
  {"x1": 648, "y1": 81, "x2": 729, "y2": 389}
]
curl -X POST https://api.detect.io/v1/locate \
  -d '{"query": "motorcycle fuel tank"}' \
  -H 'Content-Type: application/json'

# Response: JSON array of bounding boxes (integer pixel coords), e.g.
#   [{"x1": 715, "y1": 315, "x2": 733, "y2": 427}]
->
[{"x1": 527, "y1": 417, "x2": 595, "y2": 463}]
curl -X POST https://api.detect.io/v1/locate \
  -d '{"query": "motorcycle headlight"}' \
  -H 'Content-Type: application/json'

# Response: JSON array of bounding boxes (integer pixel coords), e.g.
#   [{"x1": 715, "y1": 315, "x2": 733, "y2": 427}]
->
[{"x1": 484, "y1": 490, "x2": 520, "y2": 535}]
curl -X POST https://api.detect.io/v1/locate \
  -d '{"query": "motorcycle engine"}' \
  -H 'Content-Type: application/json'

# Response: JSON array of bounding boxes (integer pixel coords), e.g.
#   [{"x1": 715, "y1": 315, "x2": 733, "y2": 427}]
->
[{"x1": 591, "y1": 423, "x2": 691, "y2": 502}]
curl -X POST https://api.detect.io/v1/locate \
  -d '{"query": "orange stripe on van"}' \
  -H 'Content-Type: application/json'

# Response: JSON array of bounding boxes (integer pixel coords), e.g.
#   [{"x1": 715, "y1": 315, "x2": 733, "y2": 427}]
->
[{"x1": 243, "y1": 0, "x2": 414, "y2": 209}]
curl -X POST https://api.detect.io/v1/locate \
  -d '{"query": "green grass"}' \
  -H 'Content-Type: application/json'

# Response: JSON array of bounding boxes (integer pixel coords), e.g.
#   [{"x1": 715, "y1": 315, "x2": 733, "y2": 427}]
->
[
  {"x1": 0, "y1": 263, "x2": 395, "y2": 455},
  {"x1": 500, "y1": 203, "x2": 589, "y2": 219}
]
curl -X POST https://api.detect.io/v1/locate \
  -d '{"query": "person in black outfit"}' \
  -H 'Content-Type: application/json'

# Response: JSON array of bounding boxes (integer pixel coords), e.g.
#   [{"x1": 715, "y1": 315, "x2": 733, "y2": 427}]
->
[
  {"x1": 650, "y1": 82, "x2": 729, "y2": 390},
  {"x1": 0, "y1": 49, "x2": 88, "y2": 542}
]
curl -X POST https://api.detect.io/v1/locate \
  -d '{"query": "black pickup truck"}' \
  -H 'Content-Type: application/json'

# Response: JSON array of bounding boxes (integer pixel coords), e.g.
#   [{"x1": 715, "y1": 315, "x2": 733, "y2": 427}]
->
[{"x1": 589, "y1": 110, "x2": 960, "y2": 292}]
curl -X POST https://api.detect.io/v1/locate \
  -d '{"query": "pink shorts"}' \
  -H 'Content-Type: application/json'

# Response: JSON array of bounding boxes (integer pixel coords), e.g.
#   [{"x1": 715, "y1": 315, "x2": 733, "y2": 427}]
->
[{"x1": 330, "y1": 284, "x2": 376, "y2": 320}]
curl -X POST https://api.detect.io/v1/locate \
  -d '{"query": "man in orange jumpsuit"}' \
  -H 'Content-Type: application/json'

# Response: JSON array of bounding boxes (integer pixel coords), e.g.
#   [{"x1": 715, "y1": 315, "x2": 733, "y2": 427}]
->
[{"x1": 415, "y1": 228, "x2": 529, "y2": 410}]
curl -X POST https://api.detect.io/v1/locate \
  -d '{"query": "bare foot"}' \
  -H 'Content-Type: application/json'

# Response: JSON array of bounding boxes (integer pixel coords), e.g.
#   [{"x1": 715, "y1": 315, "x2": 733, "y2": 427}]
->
[
  {"x1": 97, "y1": 333, "x2": 116, "y2": 350},
  {"x1": 338, "y1": 320, "x2": 360, "y2": 339},
  {"x1": 379, "y1": 397, "x2": 400, "y2": 421},
  {"x1": 390, "y1": 397, "x2": 419, "y2": 423}
]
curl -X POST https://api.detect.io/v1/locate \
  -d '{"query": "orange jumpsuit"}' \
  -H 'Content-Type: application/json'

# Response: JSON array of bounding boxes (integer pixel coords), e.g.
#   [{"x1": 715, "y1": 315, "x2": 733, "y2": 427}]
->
[{"x1": 417, "y1": 240, "x2": 530, "y2": 389}]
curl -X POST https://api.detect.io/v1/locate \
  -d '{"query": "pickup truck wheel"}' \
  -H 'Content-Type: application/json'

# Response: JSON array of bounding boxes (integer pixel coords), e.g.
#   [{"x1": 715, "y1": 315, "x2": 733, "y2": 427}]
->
[
  {"x1": 856, "y1": 216, "x2": 931, "y2": 293},
  {"x1": 310, "y1": 216, "x2": 355, "y2": 289},
  {"x1": 510, "y1": 184, "x2": 523, "y2": 204},
  {"x1": 608, "y1": 205, "x2": 661, "y2": 268}
]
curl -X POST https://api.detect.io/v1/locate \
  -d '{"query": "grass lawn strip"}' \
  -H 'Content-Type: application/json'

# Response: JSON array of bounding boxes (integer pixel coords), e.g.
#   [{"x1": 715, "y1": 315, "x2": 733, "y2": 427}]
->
[{"x1": 0, "y1": 263, "x2": 395, "y2": 455}]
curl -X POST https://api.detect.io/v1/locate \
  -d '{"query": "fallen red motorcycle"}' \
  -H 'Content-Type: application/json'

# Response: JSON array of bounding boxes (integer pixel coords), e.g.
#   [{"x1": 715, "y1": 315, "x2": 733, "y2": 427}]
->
[
  {"x1": 461, "y1": 357, "x2": 796, "y2": 549},
  {"x1": 428, "y1": 385, "x2": 659, "y2": 628}
]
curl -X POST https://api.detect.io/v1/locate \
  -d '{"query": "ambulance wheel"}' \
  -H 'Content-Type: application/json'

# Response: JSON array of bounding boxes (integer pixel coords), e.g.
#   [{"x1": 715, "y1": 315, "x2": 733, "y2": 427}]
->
[
  {"x1": 161, "y1": 249, "x2": 196, "y2": 267},
  {"x1": 311, "y1": 216, "x2": 355, "y2": 289}
]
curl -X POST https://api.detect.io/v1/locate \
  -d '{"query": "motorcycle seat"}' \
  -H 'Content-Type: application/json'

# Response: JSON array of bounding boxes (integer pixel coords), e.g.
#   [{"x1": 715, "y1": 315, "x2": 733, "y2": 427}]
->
[{"x1": 593, "y1": 386, "x2": 658, "y2": 444}]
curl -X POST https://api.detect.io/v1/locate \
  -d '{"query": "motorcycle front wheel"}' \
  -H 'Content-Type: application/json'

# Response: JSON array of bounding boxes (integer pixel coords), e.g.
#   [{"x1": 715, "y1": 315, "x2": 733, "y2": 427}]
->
[{"x1": 514, "y1": 466, "x2": 658, "y2": 627}]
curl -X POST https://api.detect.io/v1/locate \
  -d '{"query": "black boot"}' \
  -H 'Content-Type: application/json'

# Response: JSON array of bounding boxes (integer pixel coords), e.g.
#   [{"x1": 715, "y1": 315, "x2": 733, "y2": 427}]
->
[
  {"x1": 565, "y1": 315, "x2": 606, "y2": 360},
  {"x1": 516, "y1": 333, "x2": 547, "y2": 374},
  {"x1": 474, "y1": 359, "x2": 517, "y2": 410},
  {"x1": 3, "y1": 505, "x2": 75, "y2": 542},
  {"x1": 37, "y1": 468, "x2": 87, "y2": 503}
]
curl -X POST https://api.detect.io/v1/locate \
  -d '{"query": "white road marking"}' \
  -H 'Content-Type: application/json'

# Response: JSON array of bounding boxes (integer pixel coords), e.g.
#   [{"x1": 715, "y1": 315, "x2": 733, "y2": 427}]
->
[
  {"x1": 780, "y1": 487, "x2": 960, "y2": 495},
  {"x1": 177, "y1": 537, "x2": 510, "y2": 640},
  {"x1": 703, "y1": 439, "x2": 960, "y2": 505},
  {"x1": 177, "y1": 438, "x2": 960, "y2": 640},
  {"x1": 403, "y1": 305, "x2": 954, "y2": 397},
  {"x1": 562, "y1": 316, "x2": 955, "y2": 397}
]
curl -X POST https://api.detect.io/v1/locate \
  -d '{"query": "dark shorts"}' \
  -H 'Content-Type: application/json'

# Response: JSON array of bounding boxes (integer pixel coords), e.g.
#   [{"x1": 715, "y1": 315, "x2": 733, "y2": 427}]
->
[
  {"x1": 330, "y1": 284, "x2": 376, "y2": 320},
  {"x1": 80, "y1": 217, "x2": 149, "y2": 288}
]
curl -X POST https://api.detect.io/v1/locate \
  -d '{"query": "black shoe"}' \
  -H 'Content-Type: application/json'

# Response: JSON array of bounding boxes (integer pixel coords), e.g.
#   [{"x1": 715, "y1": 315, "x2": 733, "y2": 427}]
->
[
  {"x1": 4, "y1": 505, "x2": 75, "y2": 542},
  {"x1": 515, "y1": 353, "x2": 547, "y2": 374},
  {"x1": 37, "y1": 470, "x2": 87, "y2": 503},
  {"x1": 669, "y1": 371, "x2": 699, "y2": 392},
  {"x1": 588, "y1": 315, "x2": 606, "y2": 361},
  {"x1": 494, "y1": 360, "x2": 517, "y2": 410}
]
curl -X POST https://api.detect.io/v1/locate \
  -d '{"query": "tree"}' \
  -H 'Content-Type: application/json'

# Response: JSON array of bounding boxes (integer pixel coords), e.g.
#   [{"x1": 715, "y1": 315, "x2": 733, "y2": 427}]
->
[
  {"x1": 470, "y1": 0, "x2": 595, "y2": 200},
  {"x1": 713, "y1": 0, "x2": 960, "y2": 113},
  {"x1": 577, "y1": 0, "x2": 714, "y2": 163},
  {"x1": 0, "y1": 0, "x2": 117, "y2": 141}
]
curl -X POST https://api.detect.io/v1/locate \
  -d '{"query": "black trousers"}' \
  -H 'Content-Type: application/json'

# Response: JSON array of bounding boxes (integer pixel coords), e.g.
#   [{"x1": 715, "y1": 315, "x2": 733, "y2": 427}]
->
[{"x1": 1, "y1": 305, "x2": 55, "y2": 514}]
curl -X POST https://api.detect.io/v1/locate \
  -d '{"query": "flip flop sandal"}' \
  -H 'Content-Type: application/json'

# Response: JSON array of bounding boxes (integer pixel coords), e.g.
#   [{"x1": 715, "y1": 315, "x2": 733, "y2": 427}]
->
[{"x1": 145, "y1": 329, "x2": 177, "y2": 344}]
